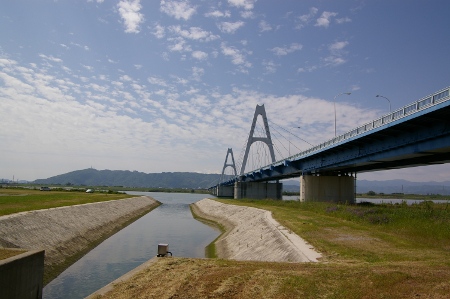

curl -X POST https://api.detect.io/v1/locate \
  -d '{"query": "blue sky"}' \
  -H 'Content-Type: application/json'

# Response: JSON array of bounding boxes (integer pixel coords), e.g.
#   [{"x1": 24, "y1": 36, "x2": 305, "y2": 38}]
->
[{"x1": 1, "y1": 0, "x2": 450, "y2": 182}]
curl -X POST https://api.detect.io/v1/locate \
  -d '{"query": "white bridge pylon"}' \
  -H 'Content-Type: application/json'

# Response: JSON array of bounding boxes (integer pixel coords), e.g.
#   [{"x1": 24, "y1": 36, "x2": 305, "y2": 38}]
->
[
  {"x1": 220, "y1": 148, "x2": 237, "y2": 183},
  {"x1": 240, "y1": 104, "x2": 276, "y2": 175}
]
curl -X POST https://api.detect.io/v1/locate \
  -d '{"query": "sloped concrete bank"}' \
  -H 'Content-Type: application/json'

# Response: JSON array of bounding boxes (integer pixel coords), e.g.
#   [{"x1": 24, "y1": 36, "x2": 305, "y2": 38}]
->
[
  {"x1": 191, "y1": 198, "x2": 321, "y2": 263},
  {"x1": 0, "y1": 196, "x2": 160, "y2": 284}
]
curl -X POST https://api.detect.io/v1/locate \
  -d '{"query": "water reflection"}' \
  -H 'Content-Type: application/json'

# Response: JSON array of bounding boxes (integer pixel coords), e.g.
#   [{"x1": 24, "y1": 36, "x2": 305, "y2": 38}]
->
[{"x1": 43, "y1": 192, "x2": 219, "y2": 299}]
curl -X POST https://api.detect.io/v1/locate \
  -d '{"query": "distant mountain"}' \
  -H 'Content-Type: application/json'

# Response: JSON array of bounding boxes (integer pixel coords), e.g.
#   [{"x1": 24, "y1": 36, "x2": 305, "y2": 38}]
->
[
  {"x1": 33, "y1": 168, "x2": 226, "y2": 189},
  {"x1": 31, "y1": 169, "x2": 450, "y2": 195}
]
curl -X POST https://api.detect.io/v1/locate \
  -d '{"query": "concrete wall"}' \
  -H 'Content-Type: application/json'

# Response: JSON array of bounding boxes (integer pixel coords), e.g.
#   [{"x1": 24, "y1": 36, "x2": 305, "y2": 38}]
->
[
  {"x1": 0, "y1": 196, "x2": 159, "y2": 284},
  {"x1": 0, "y1": 249, "x2": 45, "y2": 299},
  {"x1": 300, "y1": 175, "x2": 355, "y2": 203},
  {"x1": 234, "y1": 181, "x2": 282, "y2": 199}
]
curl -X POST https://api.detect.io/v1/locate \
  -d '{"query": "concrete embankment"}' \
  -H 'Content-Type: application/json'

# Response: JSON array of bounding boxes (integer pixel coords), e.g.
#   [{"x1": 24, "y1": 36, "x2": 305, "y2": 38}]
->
[
  {"x1": 191, "y1": 198, "x2": 321, "y2": 263},
  {"x1": 0, "y1": 196, "x2": 159, "y2": 283},
  {"x1": 86, "y1": 198, "x2": 321, "y2": 298}
]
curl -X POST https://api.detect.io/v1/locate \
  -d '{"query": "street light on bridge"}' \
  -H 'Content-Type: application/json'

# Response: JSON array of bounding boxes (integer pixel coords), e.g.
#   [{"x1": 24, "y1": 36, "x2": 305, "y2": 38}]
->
[
  {"x1": 375, "y1": 94, "x2": 392, "y2": 113},
  {"x1": 333, "y1": 92, "x2": 351, "y2": 137}
]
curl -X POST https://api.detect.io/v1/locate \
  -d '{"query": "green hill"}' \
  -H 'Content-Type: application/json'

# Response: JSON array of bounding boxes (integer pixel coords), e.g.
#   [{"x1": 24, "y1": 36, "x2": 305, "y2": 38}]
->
[{"x1": 33, "y1": 168, "x2": 225, "y2": 189}]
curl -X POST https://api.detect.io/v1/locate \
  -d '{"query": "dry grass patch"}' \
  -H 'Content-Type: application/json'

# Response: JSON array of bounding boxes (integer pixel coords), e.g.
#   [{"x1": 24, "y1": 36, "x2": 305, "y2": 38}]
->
[
  {"x1": 0, "y1": 248, "x2": 26, "y2": 260},
  {"x1": 92, "y1": 257, "x2": 450, "y2": 299}
]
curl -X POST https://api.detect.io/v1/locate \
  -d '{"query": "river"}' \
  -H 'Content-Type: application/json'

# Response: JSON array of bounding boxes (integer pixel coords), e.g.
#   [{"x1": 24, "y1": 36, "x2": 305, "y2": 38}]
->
[{"x1": 43, "y1": 192, "x2": 219, "y2": 299}]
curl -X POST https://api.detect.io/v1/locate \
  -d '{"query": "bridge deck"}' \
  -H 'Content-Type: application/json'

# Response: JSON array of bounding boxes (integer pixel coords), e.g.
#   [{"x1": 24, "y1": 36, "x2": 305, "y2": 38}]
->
[{"x1": 219, "y1": 86, "x2": 450, "y2": 185}]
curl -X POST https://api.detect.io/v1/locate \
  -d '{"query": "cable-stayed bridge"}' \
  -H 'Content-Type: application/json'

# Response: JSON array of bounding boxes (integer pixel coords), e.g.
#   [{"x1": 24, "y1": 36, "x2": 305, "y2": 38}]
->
[{"x1": 210, "y1": 86, "x2": 450, "y2": 202}]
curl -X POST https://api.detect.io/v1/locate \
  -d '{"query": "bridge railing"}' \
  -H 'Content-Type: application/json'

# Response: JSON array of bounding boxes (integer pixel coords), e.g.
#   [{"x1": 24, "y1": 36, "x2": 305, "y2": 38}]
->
[{"x1": 237, "y1": 86, "x2": 450, "y2": 180}]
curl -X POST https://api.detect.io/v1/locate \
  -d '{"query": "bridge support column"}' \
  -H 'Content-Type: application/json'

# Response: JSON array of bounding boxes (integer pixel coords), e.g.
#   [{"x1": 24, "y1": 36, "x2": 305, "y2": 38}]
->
[
  {"x1": 300, "y1": 174, "x2": 355, "y2": 203},
  {"x1": 234, "y1": 181, "x2": 282, "y2": 200},
  {"x1": 217, "y1": 185, "x2": 234, "y2": 197}
]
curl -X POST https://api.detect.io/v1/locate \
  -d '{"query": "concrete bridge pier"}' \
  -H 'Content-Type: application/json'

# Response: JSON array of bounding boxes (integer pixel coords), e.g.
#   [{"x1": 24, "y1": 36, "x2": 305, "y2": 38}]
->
[
  {"x1": 217, "y1": 185, "x2": 234, "y2": 197},
  {"x1": 234, "y1": 181, "x2": 282, "y2": 200},
  {"x1": 300, "y1": 174, "x2": 355, "y2": 203}
]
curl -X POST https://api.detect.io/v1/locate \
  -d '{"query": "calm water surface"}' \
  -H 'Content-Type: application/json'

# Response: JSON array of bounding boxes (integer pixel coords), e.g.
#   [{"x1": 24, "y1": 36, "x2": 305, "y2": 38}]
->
[
  {"x1": 357, "y1": 197, "x2": 449, "y2": 205},
  {"x1": 43, "y1": 192, "x2": 219, "y2": 299}
]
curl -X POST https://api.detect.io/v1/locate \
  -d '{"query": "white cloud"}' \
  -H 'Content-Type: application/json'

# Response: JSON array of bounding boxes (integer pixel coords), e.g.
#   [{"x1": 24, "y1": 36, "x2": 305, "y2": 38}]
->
[
  {"x1": 221, "y1": 43, "x2": 251, "y2": 71},
  {"x1": 239, "y1": 10, "x2": 254, "y2": 19},
  {"x1": 297, "y1": 65, "x2": 318, "y2": 73},
  {"x1": 262, "y1": 60, "x2": 277, "y2": 74},
  {"x1": 315, "y1": 11, "x2": 338, "y2": 28},
  {"x1": 296, "y1": 7, "x2": 318, "y2": 29},
  {"x1": 70, "y1": 42, "x2": 90, "y2": 50},
  {"x1": 117, "y1": 0, "x2": 144, "y2": 34},
  {"x1": 270, "y1": 43, "x2": 302, "y2": 56},
  {"x1": 82, "y1": 64, "x2": 94, "y2": 71},
  {"x1": 152, "y1": 23, "x2": 165, "y2": 39},
  {"x1": 329, "y1": 41, "x2": 348, "y2": 51},
  {"x1": 205, "y1": 10, "x2": 231, "y2": 18},
  {"x1": 324, "y1": 41, "x2": 349, "y2": 66},
  {"x1": 336, "y1": 17, "x2": 351, "y2": 24},
  {"x1": 160, "y1": 0, "x2": 196, "y2": 21},
  {"x1": 171, "y1": 75, "x2": 188, "y2": 85},
  {"x1": 39, "y1": 54, "x2": 63, "y2": 63},
  {"x1": 148, "y1": 76, "x2": 168, "y2": 87},
  {"x1": 120, "y1": 75, "x2": 133, "y2": 81},
  {"x1": 161, "y1": 52, "x2": 170, "y2": 61},
  {"x1": 323, "y1": 56, "x2": 346, "y2": 67},
  {"x1": 167, "y1": 37, "x2": 192, "y2": 52},
  {"x1": 169, "y1": 25, "x2": 219, "y2": 41},
  {"x1": 259, "y1": 20, "x2": 272, "y2": 32},
  {"x1": 192, "y1": 51, "x2": 208, "y2": 61},
  {"x1": 191, "y1": 66, "x2": 204, "y2": 81},
  {"x1": 218, "y1": 21, "x2": 245, "y2": 34},
  {"x1": 299, "y1": 7, "x2": 318, "y2": 23},
  {"x1": 227, "y1": 0, "x2": 256, "y2": 10}
]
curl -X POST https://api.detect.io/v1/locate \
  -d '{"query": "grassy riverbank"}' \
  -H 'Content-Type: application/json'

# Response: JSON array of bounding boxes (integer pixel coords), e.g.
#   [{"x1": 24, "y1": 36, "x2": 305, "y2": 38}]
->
[
  {"x1": 96, "y1": 198, "x2": 450, "y2": 298},
  {"x1": 0, "y1": 188, "x2": 137, "y2": 216}
]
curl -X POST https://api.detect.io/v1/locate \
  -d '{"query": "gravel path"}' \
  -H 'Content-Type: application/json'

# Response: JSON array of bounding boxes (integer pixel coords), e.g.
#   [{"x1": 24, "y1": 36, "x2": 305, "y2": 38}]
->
[{"x1": 192, "y1": 198, "x2": 321, "y2": 263}]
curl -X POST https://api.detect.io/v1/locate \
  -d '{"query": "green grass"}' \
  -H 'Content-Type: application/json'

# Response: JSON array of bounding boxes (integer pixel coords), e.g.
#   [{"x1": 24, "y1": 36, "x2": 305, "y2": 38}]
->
[
  {"x1": 0, "y1": 188, "x2": 137, "y2": 216},
  {"x1": 177, "y1": 198, "x2": 450, "y2": 297},
  {"x1": 214, "y1": 198, "x2": 450, "y2": 265}
]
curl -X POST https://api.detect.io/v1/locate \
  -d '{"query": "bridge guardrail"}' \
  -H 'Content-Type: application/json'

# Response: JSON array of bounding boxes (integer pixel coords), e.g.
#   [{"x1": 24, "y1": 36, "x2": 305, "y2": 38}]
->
[{"x1": 237, "y1": 86, "x2": 450, "y2": 180}]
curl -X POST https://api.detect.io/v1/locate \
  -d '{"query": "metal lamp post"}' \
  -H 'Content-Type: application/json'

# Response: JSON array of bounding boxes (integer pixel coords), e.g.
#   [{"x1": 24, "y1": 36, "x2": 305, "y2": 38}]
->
[
  {"x1": 333, "y1": 92, "x2": 351, "y2": 137},
  {"x1": 375, "y1": 95, "x2": 392, "y2": 113}
]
